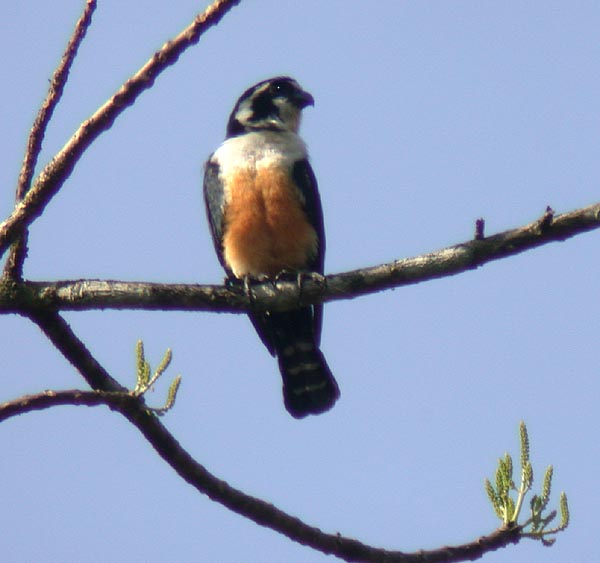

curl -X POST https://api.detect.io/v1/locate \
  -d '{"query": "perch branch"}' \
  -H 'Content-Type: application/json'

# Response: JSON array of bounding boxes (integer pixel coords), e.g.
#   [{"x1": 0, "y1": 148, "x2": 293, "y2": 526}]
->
[{"x1": 2, "y1": 203, "x2": 598, "y2": 315}]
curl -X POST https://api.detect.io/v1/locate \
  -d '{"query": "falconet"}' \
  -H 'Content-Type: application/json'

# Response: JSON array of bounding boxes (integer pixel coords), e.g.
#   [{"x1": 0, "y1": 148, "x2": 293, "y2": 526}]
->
[{"x1": 203, "y1": 77, "x2": 339, "y2": 418}]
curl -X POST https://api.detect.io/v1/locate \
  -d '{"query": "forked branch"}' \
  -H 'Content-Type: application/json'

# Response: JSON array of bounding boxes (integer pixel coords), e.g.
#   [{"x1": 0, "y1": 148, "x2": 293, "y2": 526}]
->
[
  {"x1": 5, "y1": 312, "x2": 523, "y2": 562},
  {"x1": 0, "y1": 0, "x2": 241, "y2": 258},
  {"x1": 4, "y1": 0, "x2": 97, "y2": 279}
]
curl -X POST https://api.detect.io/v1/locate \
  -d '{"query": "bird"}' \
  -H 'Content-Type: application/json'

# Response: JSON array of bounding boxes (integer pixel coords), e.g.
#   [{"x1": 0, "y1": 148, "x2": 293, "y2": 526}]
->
[{"x1": 203, "y1": 76, "x2": 340, "y2": 418}]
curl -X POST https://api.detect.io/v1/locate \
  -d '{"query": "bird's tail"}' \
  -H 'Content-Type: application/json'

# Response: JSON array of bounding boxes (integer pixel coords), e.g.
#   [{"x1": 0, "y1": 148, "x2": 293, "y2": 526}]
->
[
  {"x1": 277, "y1": 339, "x2": 339, "y2": 418},
  {"x1": 250, "y1": 307, "x2": 340, "y2": 418}
]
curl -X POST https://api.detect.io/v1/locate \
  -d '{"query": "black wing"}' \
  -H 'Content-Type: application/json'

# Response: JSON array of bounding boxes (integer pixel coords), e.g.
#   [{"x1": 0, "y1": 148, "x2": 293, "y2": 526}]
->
[
  {"x1": 292, "y1": 159, "x2": 325, "y2": 274},
  {"x1": 203, "y1": 158, "x2": 229, "y2": 273},
  {"x1": 292, "y1": 159, "x2": 325, "y2": 346}
]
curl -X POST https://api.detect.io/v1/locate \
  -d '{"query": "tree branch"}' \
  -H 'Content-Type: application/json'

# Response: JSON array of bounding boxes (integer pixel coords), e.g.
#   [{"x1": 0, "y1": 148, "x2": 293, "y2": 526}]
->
[
  {"x1": 16, "y1": 0, "x2": 97, "y2": 203},
  {"x1": 3, "y1": 0, "x2": 98, "y2": 280},
  {"x1": 2, "y1": 203, "x2": 598, "y2": 315},
  {"x1": 0, "y1": 0, "x2": 241, "y2": 259},
  {"x1": 0, "y1": 388, "x2": 138, "y2": 423},
  {"x1": 26, "y1": 309, "x2": 125, "y2": 392},
  {"x1": 0, "y1": 380, "x2": 521, "y2": 563}
]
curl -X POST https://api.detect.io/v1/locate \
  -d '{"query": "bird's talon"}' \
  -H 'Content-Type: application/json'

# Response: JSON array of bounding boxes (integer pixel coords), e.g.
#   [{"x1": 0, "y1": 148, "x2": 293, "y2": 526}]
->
[{"x1": 274, "y1": 269, "x2": 296, "y2": 283}]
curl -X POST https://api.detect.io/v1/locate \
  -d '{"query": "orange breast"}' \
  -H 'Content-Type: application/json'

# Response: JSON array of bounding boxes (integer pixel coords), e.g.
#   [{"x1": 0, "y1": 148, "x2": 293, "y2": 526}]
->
[{"x1": 222, "y1": 167, "x2": 318, "y2": 278}]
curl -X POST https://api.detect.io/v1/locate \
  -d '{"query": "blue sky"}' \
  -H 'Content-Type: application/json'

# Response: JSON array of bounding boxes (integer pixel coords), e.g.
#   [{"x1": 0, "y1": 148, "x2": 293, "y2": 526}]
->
[{"x1": 1, "y1": 1, "x2": 599, "y2": 562}]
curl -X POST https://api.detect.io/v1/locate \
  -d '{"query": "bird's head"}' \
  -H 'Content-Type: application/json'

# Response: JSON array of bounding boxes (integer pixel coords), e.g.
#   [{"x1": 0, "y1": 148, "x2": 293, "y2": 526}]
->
[{"x1": 226, "y1": 76, "x2": 314, "y2": 137}]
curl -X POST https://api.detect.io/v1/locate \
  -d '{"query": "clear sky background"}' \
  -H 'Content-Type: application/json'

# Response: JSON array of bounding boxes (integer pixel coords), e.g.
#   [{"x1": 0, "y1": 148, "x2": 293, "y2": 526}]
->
[{"x1": 1, "y1": 2, "x2": 598, "y2": 562}]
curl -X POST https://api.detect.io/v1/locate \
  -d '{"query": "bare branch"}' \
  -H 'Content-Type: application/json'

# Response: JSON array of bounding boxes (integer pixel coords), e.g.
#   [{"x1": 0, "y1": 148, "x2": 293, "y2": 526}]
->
[
  {"x1": 0, "y1": 0, "x2": 242, "y2": 258},
  {"x1": 2, "y1": 203, "x2": 598, "y2": 315},
  {"x1": 321, "y1": 202, "x2": 599, "y2": 303},
  {"x1": 9, "y1": 311, "x2": 523, "y2": 562},
  {"x1": 4, "y1": 0, "x2": 98, "y2": 279},
  {"x1": 26, "y1": 309, "x2": 126, "y2": 392},
  {"x1": 16, "y1": 0, "x2": 97, "y2": 202},
  {"x1": 0, "y1": 388, "x2": 138, "y2": 423}
]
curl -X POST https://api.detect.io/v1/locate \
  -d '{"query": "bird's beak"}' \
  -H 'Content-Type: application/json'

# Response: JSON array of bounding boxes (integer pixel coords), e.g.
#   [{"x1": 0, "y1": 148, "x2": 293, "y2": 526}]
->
[{"x1": 294, "y1": 89, "x2": 315, "y2": 109}]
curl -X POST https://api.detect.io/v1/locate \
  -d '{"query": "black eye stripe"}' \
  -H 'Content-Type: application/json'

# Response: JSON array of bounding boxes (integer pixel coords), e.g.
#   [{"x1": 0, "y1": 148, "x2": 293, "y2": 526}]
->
[{"x1": 250, "y1": 91, "x2": 279, "y2": 122}]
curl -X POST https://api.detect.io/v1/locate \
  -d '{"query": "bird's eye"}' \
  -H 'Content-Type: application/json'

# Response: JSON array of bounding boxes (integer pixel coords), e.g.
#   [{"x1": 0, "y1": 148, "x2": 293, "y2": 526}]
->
[{"x1": 271, "y1": 82, "x2": 290, "y2": 97}]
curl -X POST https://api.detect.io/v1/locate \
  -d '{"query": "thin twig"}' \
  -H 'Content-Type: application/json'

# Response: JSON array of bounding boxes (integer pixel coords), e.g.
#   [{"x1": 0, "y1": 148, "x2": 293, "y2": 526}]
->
[
  {"x1": 2, "y1": 202, "x2": 598, "y2": 314},
  {"x1": 4, "y1": 0, "x2": 98, "y2": 279},
  {"x1": 0, "y1": 0, "x2": 241, "y2": 259},
  {"x1": 16, "y1": 0, "x2": 97, "y2": 202}
]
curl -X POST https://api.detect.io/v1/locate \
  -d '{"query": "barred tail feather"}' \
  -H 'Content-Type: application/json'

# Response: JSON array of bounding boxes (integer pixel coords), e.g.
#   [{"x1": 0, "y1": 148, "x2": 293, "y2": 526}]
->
[
  {"x1": 249, "y1": 308, "x2": 339, "y2": 418},
  {"x1": 277, "y1": 340, "x2": 340, "y2": 418}
]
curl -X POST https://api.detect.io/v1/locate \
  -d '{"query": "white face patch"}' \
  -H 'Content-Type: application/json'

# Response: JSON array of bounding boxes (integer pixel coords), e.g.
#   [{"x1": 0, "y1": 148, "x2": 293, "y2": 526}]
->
[
  {"x1": 273, "y1": 98, "x2": 301, "y2": 133},
  {"x1": 234, "y1": 98, "x2": 255, "y2": 127}
]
